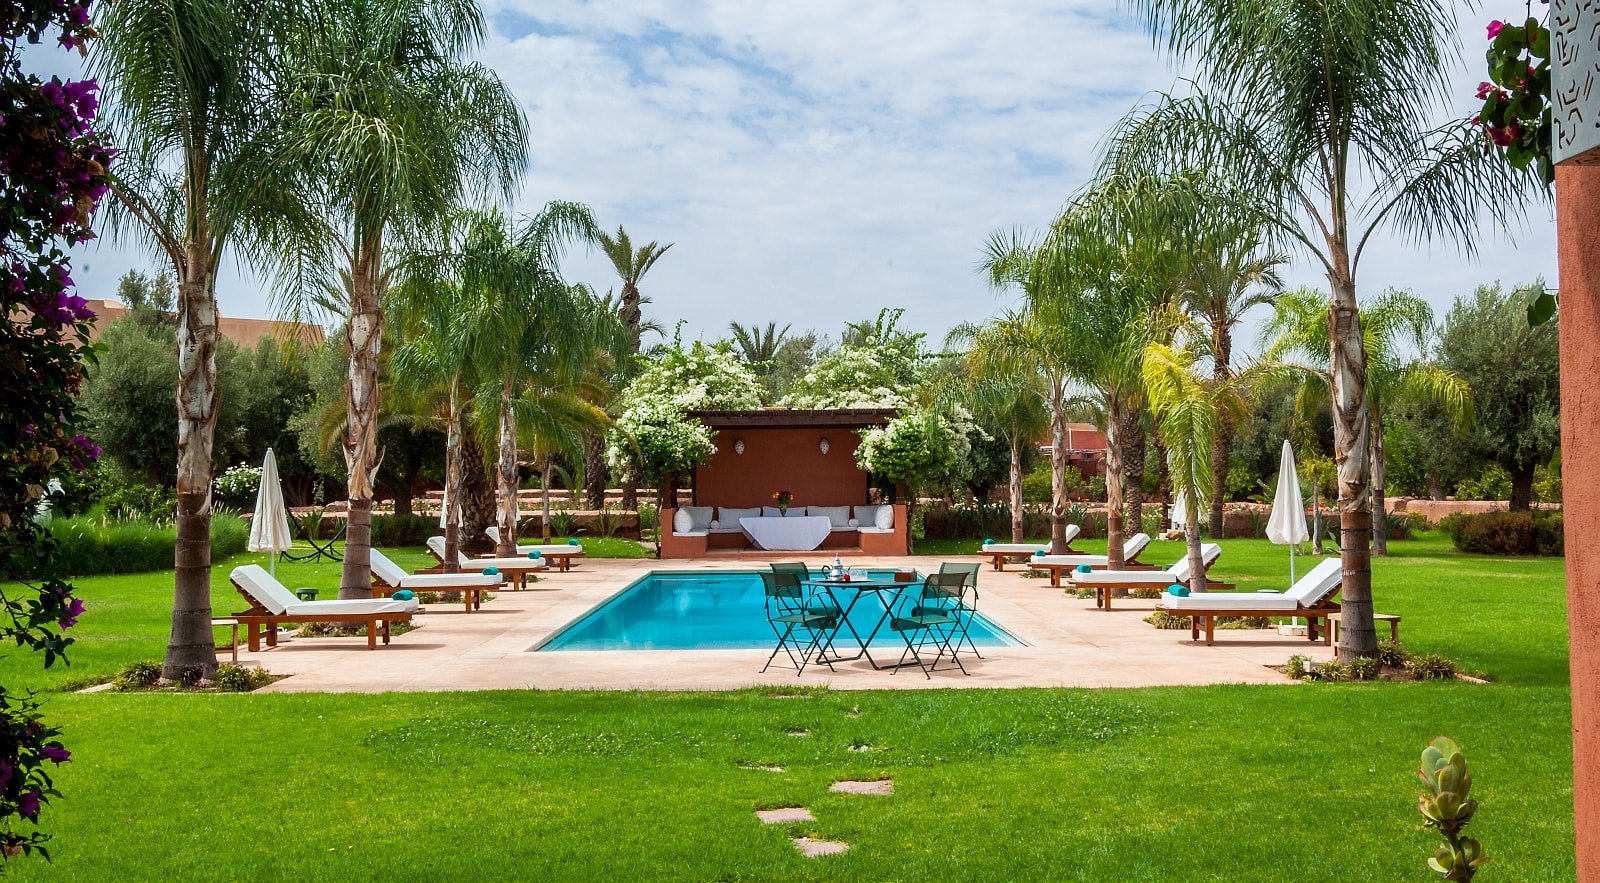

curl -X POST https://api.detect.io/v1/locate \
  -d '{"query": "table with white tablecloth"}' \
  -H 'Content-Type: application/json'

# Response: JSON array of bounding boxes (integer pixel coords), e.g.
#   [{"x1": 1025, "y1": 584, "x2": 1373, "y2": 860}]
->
[{"x1": 739, "y1": 515, "x2": 834, "y2": 551}]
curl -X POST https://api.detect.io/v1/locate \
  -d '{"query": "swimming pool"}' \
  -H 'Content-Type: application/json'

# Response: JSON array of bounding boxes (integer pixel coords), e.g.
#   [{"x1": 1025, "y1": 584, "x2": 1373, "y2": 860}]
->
[{"x1": 536, "y1": 570, "x2": 1023, "y2": 651}]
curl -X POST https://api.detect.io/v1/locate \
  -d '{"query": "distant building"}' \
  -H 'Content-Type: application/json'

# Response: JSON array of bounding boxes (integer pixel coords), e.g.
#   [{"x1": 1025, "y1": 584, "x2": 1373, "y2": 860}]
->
[
  {"x1": 83, "y1": 299, "x2": 325, "y2": 348},
  {"x1": 1040, "y1": 422, "x2": 1107, "y2": 478}
]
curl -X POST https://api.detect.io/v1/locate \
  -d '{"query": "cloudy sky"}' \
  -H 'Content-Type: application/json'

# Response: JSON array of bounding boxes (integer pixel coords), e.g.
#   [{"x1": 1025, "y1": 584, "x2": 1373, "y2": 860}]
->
[{"x1": 63, "y1": 0, "x2": 1556, "y2": 352}]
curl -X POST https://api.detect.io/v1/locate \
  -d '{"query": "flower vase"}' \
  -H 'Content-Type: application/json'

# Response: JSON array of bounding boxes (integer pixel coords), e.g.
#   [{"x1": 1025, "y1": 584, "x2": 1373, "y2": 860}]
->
[{"x1": 777, "y1": 504, "x2": 788, "y2": 516}]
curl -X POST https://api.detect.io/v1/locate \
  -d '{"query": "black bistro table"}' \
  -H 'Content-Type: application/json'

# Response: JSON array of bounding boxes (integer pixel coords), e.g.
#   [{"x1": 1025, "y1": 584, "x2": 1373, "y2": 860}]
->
[{"x1": 806, "y1": 569, "x2": 920, "y2": 670}]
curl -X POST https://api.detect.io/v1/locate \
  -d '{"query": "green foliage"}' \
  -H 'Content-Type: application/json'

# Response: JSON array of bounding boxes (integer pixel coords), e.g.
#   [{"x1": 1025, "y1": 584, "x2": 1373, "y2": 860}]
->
[
  {"x1": 1418, "y1": 736, "x2": 1489, "y2": 879},
  {"x1": 113, "y1": 660, "x2": 162, "y2": 691},
  {"x1": 1315, "y1": 660, "x2": 1347, "y2": 682},
  {"x1": 90, "y1": 463, "x2": 176, "y2": 521},
  {"x1": 1285, "y1": 655, "x2": 1311, "y2": 679},
  {"x1": 1376, "y1": 640, "x2": 1411, "y2": 669},
  {"x1": 1385, "y1": 512, "x2": 1415, "y2": 541},
  {"x1": 115, "y1": 269, "x2": 175, "y2": 313},
  {"x1": 855, "y1": 409, "x2": 958, "y2": 499},
  {"x1": 212, "y1": 464, "x2": 261, "y2": 510},
  {"x1": 1410, "y1": 654, "x2": 1460, "y2": 681},
  {"x1": 370, "y1": 515, "x2": 438, "y2": 549},
  {"x1": 1445, "y1": 510, "x2": 1563, "y2": 557},
  {"x1": 1533, "y1": 455, "x2": 1561, "y2": 505},
  {"x1": 1455, "y1": 464, "x2": 1512, "y2": 502},
  {"x1": 1348, "y1": 655, "x2": 1380, "y2": 681},
  {"x1": 1477, "y1": 14, "x2": 1553, "y2": 185},
  {"x1": 213, "y1": 664, "x2": 272, "y2": 693},
  {"x1": 547, "y1": 510, "x2": 581, "y2": 539},
  {"x1": 44, "y1": 513, "x2": 249, "y2": 577},
  {"x1": 606, "y1": 399, "x2": 716, "y2": 489},
  {"x1": 783, "y1": 309, "x2": 925, "y2": 409}
]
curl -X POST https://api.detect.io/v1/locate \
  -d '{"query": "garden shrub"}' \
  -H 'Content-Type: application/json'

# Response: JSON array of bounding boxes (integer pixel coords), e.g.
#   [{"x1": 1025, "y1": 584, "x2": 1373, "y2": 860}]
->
[
  {"x1": 1384, "y1": 511, "x2": 1415, "y2": 540},
  {"x1": 1410, "y1": 652, "x2": 1459, "y2": 681},
  {"x1": 370, "y1": 513, "x2": 437, "y2": 548},
  {"x1": 1445, "y1": 510, "x2": 1563, "y2": 556},
  {"x1": 1285, "y1": 655, "x2": 1311, "y2": 679},
  {"x1": 1316, "y1": 660, "x2": 1348, "y2": 681},
  {"x1": 1376, "y1": 639, "x2": 1410, "y2": 668},
  {"x1": 213, "y1": 664, "x2": 271, "y2": 693},
  {"x1": 1348, "y1": 655, "x2": 1380, "y2": 680},
  {"x1": 46, "y1": 512, "x2": 249, "y2": 577},
  {"x1": 1455, "y1": 464, "x2": 1512, "y2": 501},
  {"x1": 114, "y1": 660, "x2": 162, "y2": 691}
]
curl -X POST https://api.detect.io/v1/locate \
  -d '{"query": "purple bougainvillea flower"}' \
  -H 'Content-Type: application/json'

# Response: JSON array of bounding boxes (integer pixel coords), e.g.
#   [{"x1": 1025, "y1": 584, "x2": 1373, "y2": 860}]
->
[
  {"x1": 41, "y1": 745, "x2": 71, "y2": 765},
  {"x1": 18, "y1": 791, "x2": 41, "y2": 819},
  {"x1": 0, "y1": 760, "x2": 13, "y2": 788},
  {"x1": 1487, "y1": 20, "x2": 1504, "y2": 38},
  {"x1": 59, "y1": 597, "x2": 84, "y2": 629}
]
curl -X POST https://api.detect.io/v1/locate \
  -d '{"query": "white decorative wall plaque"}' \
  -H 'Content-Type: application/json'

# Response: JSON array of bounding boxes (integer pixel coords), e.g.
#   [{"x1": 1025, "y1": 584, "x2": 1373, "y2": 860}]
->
[{"x1": 1553, "y1": 0, "x2": 1600, "y2": 163}]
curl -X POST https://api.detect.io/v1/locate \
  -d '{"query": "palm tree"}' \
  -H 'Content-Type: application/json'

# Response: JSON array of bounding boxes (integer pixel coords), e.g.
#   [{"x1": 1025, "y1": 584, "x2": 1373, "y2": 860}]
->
[
  {"x1": 1143, "y1": 334, "x2": 1249, "y2": 591},
  {"x1": 1261, "y1": 287, "x2": 1472, "y2": 555},
  {"x1": 94, "y1": 0, "x2": 302, "y2": 681},
  {"x1": 277, "y1": 0, "x2": 527, "y2": 598},
  {"x1": 728, "y1": 321, "x2": 791, "y2": 372},
  {"x1": 977, "y1": 236, "x2": 1079, "y2": 554},
  {"x1": 596, "y1": 226, "x2": 673, "y2": 354},
  {"x1": 1106, "y1": 0, "x2": 1534, "y2": 658},
  {"x1": 948, "y1": 323, "x2": 1052, "y2": 543},
  {"x1": 1180, "y1": 225, "x2": 1286, "y2": 536}
]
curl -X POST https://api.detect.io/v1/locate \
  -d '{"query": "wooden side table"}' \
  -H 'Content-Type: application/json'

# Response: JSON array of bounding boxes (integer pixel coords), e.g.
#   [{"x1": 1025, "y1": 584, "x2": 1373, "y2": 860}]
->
[
  {"x1": 211, "y1": 618, "x2": 240, "y2": 663},
  {"x1": 1329, "y1": 612, "x2": 1401, "y2": 645}
]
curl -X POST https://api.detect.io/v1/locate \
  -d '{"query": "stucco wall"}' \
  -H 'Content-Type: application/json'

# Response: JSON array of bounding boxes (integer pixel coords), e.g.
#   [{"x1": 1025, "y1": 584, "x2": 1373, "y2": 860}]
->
[{"x1": 693, "y1": 427, "x2": 871, "y2": 509}]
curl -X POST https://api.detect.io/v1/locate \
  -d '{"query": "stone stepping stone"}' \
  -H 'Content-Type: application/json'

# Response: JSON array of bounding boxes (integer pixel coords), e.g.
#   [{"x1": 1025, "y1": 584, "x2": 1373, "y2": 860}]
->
[
  {"x1": 829, "y1": 779, "x2": 893, "y2": 795},
  {"x1": 738, "y1": 764, "x2": 785, "y2": 773},
  {"x1": 755, "y1": 807, "x2": 814, "y2": 824},
  {"x1": 786, "y1": 729, "x2": 809, "y2": 738},
  {"x1": 792, "y1": 837, "x2": 849, "y2": 857}
]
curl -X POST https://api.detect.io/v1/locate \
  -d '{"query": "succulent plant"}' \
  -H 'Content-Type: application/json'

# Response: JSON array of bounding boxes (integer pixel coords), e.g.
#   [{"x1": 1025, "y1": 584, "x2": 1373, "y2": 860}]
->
[{"x1": 1418, "y1": 736, "x2": 1489, "y2": 880}]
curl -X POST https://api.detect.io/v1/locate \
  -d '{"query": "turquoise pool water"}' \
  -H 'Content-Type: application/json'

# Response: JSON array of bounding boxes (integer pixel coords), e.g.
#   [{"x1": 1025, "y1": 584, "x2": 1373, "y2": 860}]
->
[{"x1": 537, "y1": 570, "x2": 1023, "y2": 651}]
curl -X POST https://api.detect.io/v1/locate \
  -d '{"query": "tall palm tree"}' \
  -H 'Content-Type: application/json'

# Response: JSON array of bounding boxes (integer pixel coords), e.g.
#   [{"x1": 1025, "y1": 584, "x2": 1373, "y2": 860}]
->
[
  {"x1": 949, "y1": 323, "x2": 1052, "y2": 543},
  {"x1": 278, "y1": 0, "x2": 527, "y2": 598},
  {"x1": 94, "y1": 0, "x2": 301, "y2": 681},
  {"x1": 1261, "y1": 287, "x2": 1472, "y2": 555},
  {"x1": 1143, "y1": 335, "x2": 1249, "y2": 591},
  {"x1": 728, "y1": 321, "x2": 791, "y2": 372},
  {"x1": 1107, "y1": 0, "x2": 1534, "y2": 658},
  {"x1": 596, "y1": 226, "x2": 672, "y2": 354},
  {"x1": 1180, "y1": 226, "x2": 1286, "y2": 536},
  {"x1": 978, "y1": 235, "x2": 1080, "y2": 554}
]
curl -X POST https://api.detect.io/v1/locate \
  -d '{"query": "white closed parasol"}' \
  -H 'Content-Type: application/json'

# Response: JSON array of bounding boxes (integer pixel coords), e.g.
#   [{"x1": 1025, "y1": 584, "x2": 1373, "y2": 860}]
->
[{"x1": 247, "y1": 449, "x2": 294, "y2": 576}]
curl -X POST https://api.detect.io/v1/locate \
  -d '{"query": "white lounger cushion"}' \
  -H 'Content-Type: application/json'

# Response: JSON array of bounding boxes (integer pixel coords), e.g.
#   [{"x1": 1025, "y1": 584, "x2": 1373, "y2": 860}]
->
[
  {"x1": 374, "y1": 548, "x2": 513, "y2": 588},
  {"x1": 1159, "y1": 558, "x2": 1343, "y2": 611},
  {"x1": 482, "y1": 526, "x2": 538, "y2": 554},
  {"x1": 472, "y1": 556, "x2": 548, "y2": 570},
  {"x1": 232, "y1": 565, "x2": 418, "y2": 615},
  {"x1": 1166, "y1": 544, "x2": 1222, "y2": 581},
  {"x1": 1036, "y1": 553, "x2": 1107, "y2": 567},
  {"x1": 1123, "y1": 532, "x2": 1151, "y2": 559},
  {"x1": 1070, "y1": 569, "x2": 1177, "y2": 585},
  {"x1": 982, "y1": 543, "x2": 1049, "y2": 554},
  {"x1": 523, "y1": 544, "x2": 582, "y2": 555}
]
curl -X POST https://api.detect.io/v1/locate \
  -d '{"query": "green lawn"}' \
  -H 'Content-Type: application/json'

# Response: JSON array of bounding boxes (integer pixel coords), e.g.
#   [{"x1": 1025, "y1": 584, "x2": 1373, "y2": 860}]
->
[{"x1": 3, "y1": 532, "x2": 1577, "y2": 880}]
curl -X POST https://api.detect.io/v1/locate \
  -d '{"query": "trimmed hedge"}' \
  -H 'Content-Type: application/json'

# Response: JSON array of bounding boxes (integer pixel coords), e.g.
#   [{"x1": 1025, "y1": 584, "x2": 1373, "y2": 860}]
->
[
  {"x1": 1443, "y1": 510, "x2": 1564, "y2": 556},
  {"x1": 43, "y1": 512, "x2": 249, "y2": 576}
]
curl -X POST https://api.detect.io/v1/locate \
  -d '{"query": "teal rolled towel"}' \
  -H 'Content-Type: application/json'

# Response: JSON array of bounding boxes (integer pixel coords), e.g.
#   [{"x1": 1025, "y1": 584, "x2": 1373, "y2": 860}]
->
[
  {"x1": 1075, "y1": 564, "x2": 1092, "y2": 573},
  {"x1": 1168, "y1": 583, "x2": 1189, "y2": 597},
  {"x1": 482, "y1": 566, "x2": 499, "y2": 576},
  {"x1": 391, "y1": 589, "x2": 415, "y2": 601},
  {"x1": 1033, "y1": 549, "x2": 1045, "y2": 557},
  {"x1": 567, "y1": 539, "x2": 580, "y2": 546},
  {"x1": 528, "y1": 550, "x2": 542, "y2": 559},
  {"x1": 983, "y1": 537, "x2": 995, "y2": 546}
]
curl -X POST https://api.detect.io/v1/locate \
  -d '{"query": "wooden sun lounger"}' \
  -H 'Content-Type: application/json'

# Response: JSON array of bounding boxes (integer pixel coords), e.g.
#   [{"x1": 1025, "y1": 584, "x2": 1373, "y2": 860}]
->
[
  {"x1": 1075, "y1": 574, "x2": 1237, "y2": 611},
  {"x1": 228, "y1": 579, "x2": 412, "y2": 651},
  {"x1": 1038, "y1": 558, "x2": 1157, "y2": 587},
  {"x1": 1182, "y1": 602, "x2": 1341, "y2": 645}
]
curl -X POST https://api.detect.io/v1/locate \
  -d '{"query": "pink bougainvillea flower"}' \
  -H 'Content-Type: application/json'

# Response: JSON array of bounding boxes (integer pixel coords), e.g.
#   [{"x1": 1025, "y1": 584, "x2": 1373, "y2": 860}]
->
[
  {"x1": 18, "y1": 791, "x2": 40, "y2": 819},
  {"x1": 1487, "y1": 20, "x2": 1505, "y2": 38}
]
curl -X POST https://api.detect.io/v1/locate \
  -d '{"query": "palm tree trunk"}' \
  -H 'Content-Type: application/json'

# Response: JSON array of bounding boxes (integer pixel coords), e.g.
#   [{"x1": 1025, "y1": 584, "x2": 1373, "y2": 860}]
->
[
  {"x1": 540, "y1": 454, "x2": 553, "y2": 542},
  {"x1": 621, "y1": 280, "x2": 642, "y2": 353},
  {"x1": 582, "y1": 430, "x2": 608, "y2": 509},
  {"x1": 1008, "y1": 433, "x2": 1024, "y2": 544},
  {"x1": 461, "y1": 432, "x2": 495, "y2": 555},
  {"x1": 1048, "y1": 383, "x2": 1069, "y2": 553},
  {"x1": 1121, "y1": 406, "x2": 1145, "y2": 538},
  {"x1": 1104, "y1": 397, "x2": 1126, "y2": 570},
  {"x1": 1371, "y1": 408, "x2": 1388, "y2": 556},
  {"x1": 1155, "y1": 438, "x2": 1171, "y2": 533},
  {"x1": 1328, "y1": 269, "x2": 1375, "y2": 661},
  {"x1": 1185, "y1": 496, "x2": 1207, "y2": 593},
  {"x1": 496, "y1": 370, "x2": 519, "y2": 558},
  {"x1": 339, "y1": 241, "x2": 385, "y2": 600},
  {"x1": 1209, "y1": 323, "x2": 1232, "y2": 537},
  {"x1": 441, "y1": 376, "x2": 463, "y2": 574},
  {"x1": 165, "y1": 253, "x2": 220, "y2": 682}
]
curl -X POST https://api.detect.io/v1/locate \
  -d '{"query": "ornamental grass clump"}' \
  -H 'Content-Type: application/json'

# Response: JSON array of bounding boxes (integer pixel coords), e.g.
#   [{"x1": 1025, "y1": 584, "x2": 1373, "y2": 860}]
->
[{"x1": 1418, "y1": 736, "x2": 1489, "y2": 880}]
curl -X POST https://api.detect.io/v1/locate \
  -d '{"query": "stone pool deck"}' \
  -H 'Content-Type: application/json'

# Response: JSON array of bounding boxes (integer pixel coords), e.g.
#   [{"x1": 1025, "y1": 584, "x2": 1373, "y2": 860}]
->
[{"x1": 248, "y1": 555, "x2": 1334, "y2": 693}]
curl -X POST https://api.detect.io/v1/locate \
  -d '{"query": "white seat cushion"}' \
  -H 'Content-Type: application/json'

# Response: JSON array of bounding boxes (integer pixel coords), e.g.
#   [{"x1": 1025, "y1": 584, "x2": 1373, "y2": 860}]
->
[
  {"x1": 523, "y1": 544, "x2": 582, "y2": 555},
  {"x1": 982, "y1": 543, "x2": 1048, "y2": 554},
  {"x1": 1159, "y1": 593, "x2": 1299, "y2": 612},
  {"x1": 285, "y1": 597, "x2": 419, "y2": 616},
  {"x1": 1035, "y1": 554, "x2": 1108, "y2": 567},
  {"x1": 1069, "y1": 569, "x2": 1175, "y2": 585},
  {"x1": 394, "y1": 572, "x2": 500, "y2": 589},
  {"x1": 472, "y1": 556, "x2": 549, "y2": 570},
  {"x1": 810, "y1": 506, "x2": 851, "y2": 530}
]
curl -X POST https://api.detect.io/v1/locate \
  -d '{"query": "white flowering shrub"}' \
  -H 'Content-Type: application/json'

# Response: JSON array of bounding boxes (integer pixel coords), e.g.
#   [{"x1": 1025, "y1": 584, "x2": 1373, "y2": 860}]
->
[
  {"x1": 624, "y1": 337, "x2": 762, "y2": 413},
  {"x1": 855, "y1": 409, "x2": 958, "y2": 497},
  {"x1": 605, "y1": 398, "x2": 717, "y2": 487},
  {"x1": 783, "y1": 344, "x2": 921, "y2": 410},
  {"x1": 213, "y1": 464, "x2": 263, "y2": 509}
]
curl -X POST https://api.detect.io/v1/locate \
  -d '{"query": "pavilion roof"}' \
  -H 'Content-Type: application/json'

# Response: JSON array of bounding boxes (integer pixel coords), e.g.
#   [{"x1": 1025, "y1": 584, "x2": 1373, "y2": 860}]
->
[{"x1": 686, "y1": 408, "x2": 896, "y2": 429}]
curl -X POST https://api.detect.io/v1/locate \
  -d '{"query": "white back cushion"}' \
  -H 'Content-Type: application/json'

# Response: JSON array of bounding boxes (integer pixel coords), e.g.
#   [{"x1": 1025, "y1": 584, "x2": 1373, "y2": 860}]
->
[
  {"x1": 720, "y1": 506, "x2": 761, "y2": 524},
  {"x1": 672, "y1": 509, "x2": 694, "y2": 533},
  {"x1": 875, "y1": 506, "x2": 894, "y2": 529},
  {"x1": 1285, "y1": 558, "x2": 1344, "y2": 604},
  {"x1": 1166, "y1": 543, "x2": 1222, "y2": 581},
  {"x1": 426, "y1": 535, "x2": 446, "y2": 560},
  {"x1": 681, "y1": 506, "x2": 714, "y2": 530},
  {"x1": 762, "y1": 506, "x2": 782, "y2": 517},
  {"x1": 810, "y1": 506, "x2": 851, "y2": 530},
  {"x1": 484, "y1": 525, "x2": 502, "y2": 543},
  {"x1": 854, "y1": 505, "x2": 884, "y2": 528},
  {"x1": 231, "y1": 565, "x2": 300, "y2": 615},
  {"x1": 1062, "y1": 523, "x2": 1081, "y2": 545},
  {"x1": 368, "y1": 548, "x2": 410, "y2": 586},
  {"x1": 1123, "y1": 532, "x2": 1151, "y2": 559}
]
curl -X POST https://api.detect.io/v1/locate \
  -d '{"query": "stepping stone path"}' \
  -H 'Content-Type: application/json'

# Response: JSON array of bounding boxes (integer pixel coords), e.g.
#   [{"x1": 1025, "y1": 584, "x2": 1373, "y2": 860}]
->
[
  {"x1": 829, "y1": 779, "x2": 894, "y2": 795},
  {"x1": 755, "y1": 807, "x2": 815, "y2": 824},
  {"x1": 792, "y1": 837, "x2": 850, "y2": 857},
  {"x1": 738, "y1": 764, "x2": 785, "y2": 773}
]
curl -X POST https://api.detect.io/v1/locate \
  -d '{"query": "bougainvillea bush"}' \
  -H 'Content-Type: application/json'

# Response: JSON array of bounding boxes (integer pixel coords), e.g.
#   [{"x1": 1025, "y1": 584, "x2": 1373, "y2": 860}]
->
[{"x1": 0, "y1": 0, "x2": 110, "y2": 864}]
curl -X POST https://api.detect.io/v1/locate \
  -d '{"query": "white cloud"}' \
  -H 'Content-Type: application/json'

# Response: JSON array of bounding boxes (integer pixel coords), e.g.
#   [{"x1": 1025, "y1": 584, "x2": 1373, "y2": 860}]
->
[{"x1": 66, "y1": 0, "x2": 1556, "y2": 351}]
